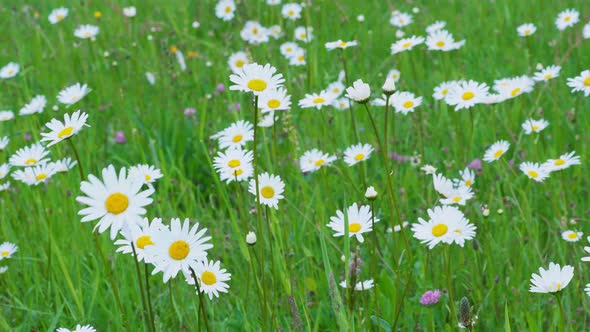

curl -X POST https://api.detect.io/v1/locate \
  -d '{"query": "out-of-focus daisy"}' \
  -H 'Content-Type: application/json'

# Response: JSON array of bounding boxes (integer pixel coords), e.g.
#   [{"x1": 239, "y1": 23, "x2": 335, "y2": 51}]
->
[
  {"x1": 325, "y1": 40, "x2": 358, "y2": 50},
  {"x1": 390, "y1": 12, "x2": 412, "y2": 27},
  {"x1": 339, "y1": 279, "x2": 374, "y2": 291},
  {"x1": 391, "y1": 36, "x2": 424, "y2": 54},
  {"x1": 258, "y1": 111, "x2": 277, "y2": 127},
  {"x1": 529, "y1": 262, "x2": 573, "y2": 293},
  {"x1": 129, "y1": 164, "x2": 163, "y2": 185},
  {"x1": 584, "y1": 22, "x2": 590, "y2": 39},
  {"x1": 387, "y1": 69, "x2": 401, "y2": 82},
  {"x1": 176, "y1": 50, "x2": 187, "y2": 71},
  {"x1": 288, "y1": 49, "x2": 306, "y2": 66},
  {"x1": 533, "y1": 65, "x2": 560, "y2": 82},
  {"x1": 215, "y1": 0, "x2": 236, "y2": 21},
  {"x1": 15, "y1": 163, "x2": 58, "y2": 186},
  {"x1": 300, "y1": 149, "x2": 337, "y2": 173},
  {"x1": 0, "y1": 242, "x2": 17, "y2": 260},
  {"x1": 0, "y1": 62, "x2": 19, "y2": 79},
  {"x1": 294, "y1": 26, "x2": 313, "y2": 42},
  {"x1": 343, "y1": 143, "x2": 374, "y2": 166},
  {"x1": 212, "y1": 149, "x2": 254, "y2": 183},
  {"x1": 115, "y1": 217, "x2": 166, "y2": 263},
  {"x1": 229, "y1": 63, "x2": 284, "y2": 96},
  {"x1": 184, "y1": 259, "x2": 231, "y2": 299},
  {"x1": 57, "y1": 83, "x2": 91, "y2": 106},
  {"x1": 522, "y1": 118, "x2": 549, "y2": 135},
  {"x1": 332, "y1": 98, "x2": 350, "y2": 110},
  {"x1": 40, "y1": 110, "x2": 89, "y2": 147},
  {"x1": 412, "y1": 205, "x2": 475, "y2": 249},
  {"x1": 566, "y1": 70, "x2": 590, "y2": 97},
  {"x1": 483, "y1": 140, "x2": 510, "y2": 163},
  {"x1": 561, "y1": 230, "x2": 582, "y2": 242},
  {"x1": 455, "y1": 167, "x2": 475, "y2": 188},
  {"x1": 76, "y1": 165, "x2": 155, "y2": 240},
  {"x1": 426, "y1": 21, "x2": 446, "y2": 34},
  {"x1": 56, "y1": 325, "x2": 96, "y2": 332},
  {"x1": 438, "y1": 186, "x2": 474, "y2": 206},
  {"x1": 74, "y1": 25, "x2": 100, "y2": 39},
  {"x1": 542, "y1": 151, "x2": 581, "y2": 172},
  {"x1": 327, "y1": 203, "x2": 378, "y2": 243},
  {"x1": 0, "y1": 110, "x2": 14, "y2": 122},
  {"x1": 228, "y1": 51, "x2": 250, "y2": 74},
  {"x1": 258, "y1": 88, "x2": 291, "y2": 113},
  {"x1": 345, "y1": 79, "x2": 371, "y2": 103},
  {"x1": 248, "y1": 172, "x2": 285, "y2": 209},
  {"x1": 50, "y1": 157, "x2": 77, "y2": 173},
  {"x1": 19, "y1": 95, "x2": 47, "y2": 116},
  {"x1": 0, "y1": 182, "x2": 9, "y2": 191},
  {"x1": 421, "y1": 165, "x2": 437, "y2": 175},
  {"x1": 516, "y1": 23, "x2": 536, "y2": 37},
  {"x1": 0, "y1": 163, "x2": 10, "y2": 180},
  {"x1": 326, "y1": 81, "x2": 346, "y2": 98},
  {"x1": 269, "y1": 25, "x2": 283, "y2": 39},
  {"x1": 145, "y1": 72, "x2": 156, "y2": 85},
  {"x1": 387, "y1": 221, "x2": 409, "y2": 233},
  {"x1": 555, "y1": 9, "x2": 579, "y2": 31},
  {"x1": 146, "y1": 218, "x2": 213, "y2": 283},
  {"x1": 240, "y1": 21, "x2": 270, "y2": 45},
  {"x1": 494, "y1": 76, "x2": 535, "y2": 99},
  {"x1": 9, "y1": 143, "x2": 49, "y2": 167},
  {"x1": 426, "y1": 30, "x2": 465, "y2": 51},
  {"x1": 48, "y1": 7, "x2": 68, "y2": 24},
  {"x1": 282, "y1": 3, "x2": 302, "y2": 20},
  {"x1": 211, "y1": 120, "x2": 254, "y2": 150},
  {"x1": 445, "y1": 80, "x2": 488, "y2": 110},
  {"x1": 122, "y1": 6, "x2": 136, "y2": 17},
  {"x1": 280, "y1": 42, "x2": 301, "y2": 58},
  {"x1": 393, "y1": 91, "x2": 422, "y2": 114},
  {"x1": 433, "y1": 81, "x2": 458, "y2": 101},
  {"x1": 519, "y1": 162, "x2": 550, "y2": 182},
  {"x1": 0, "y1": 136, "x2": 8, "y2": 150},
  {"x1": 299, "y1": 90, "x2": 336, "y2": 110}
]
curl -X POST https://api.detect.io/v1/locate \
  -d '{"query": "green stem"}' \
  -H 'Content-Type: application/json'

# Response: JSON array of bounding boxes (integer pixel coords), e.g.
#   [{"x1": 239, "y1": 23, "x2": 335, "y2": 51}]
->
[
  {"x1": 370, "y1": 201, "x2": 381, "y2": 331},
  {"x1": 190, "y1": 267, "x2": 211, "y2": 332},
  {"x1": 445, "y1": 247, "x2": 456, "y2": 326},
  {"x1": 130, "y1": 242, "x2": 151, "y2": 332},
  {"x1": 556, "y1": 293, "x2": 565, "y2": 332},
  {"x1": 340, "y1": 49, "x2": 358, "y2": 142},
  {"x1": 144, "y1": 263, "x2": 156, "y2": 332}
]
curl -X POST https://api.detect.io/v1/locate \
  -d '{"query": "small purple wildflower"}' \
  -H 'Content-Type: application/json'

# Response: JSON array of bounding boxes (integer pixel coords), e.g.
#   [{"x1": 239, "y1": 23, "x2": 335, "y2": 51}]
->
[
  {"x1": 216, "y1": 83, "x2": 225, "y2": 93},
  {"x1": 419, "y1": 289, "x2": 441, "y2": 306},
  {"x1": 184, "y1": 107, "x2": 196, "y2": 117},
  {"x1": 114, "y1": 131, "x2": 127, "y2": 144},
  {"x1": 468, "y1": 159, "x2": 482, "y2": 170}
]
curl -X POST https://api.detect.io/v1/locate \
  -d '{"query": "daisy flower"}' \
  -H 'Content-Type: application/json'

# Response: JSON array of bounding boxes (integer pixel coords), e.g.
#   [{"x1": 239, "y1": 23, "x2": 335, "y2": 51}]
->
[
  {"x1": 426, "y1": 30, "x2": 464, "y2": 51},
  {"x1": 483, "y1": 140, "x2": 510, "y2": 163},
  {"x1": 50, "y1": 157, "x2": 78, "y2": 172},
  {"x1": 332, "y1": 98, "x2": 350, "y2": 110},
  {"x1": 128, "y1": 164, "x2": 163, "y2": 185},
  {"x1": 211, "y1": 120, "x2": 254, "y2": 150},
  {"x1": 555, "y1": 9, "x2": 579, "y2": 31},
  {"x1": 19, "y1": 95, "x2": 47, "y2": 116},
  {"x1": 391, "y1": 36, "x2": 424, "y2": 54},
  {"x1": 215, "y1": 0, "x2": 236, "y2": 21},
  {"x1": 516, "y1": 23, "x2": 536, "y2": 37},
  {"x1": 185, "y1": 259, "x2": 231, "y2": 299},
  {"x1": 393, "y1": 91, "x2": 422, "y2": 114},
  {"x1": 387, "y1": 69, "x2": 401, "y2": 82},
  {"x1": 300, "y1": 149, "x2": 337, "y2": 173},
  {"x1": 76, "y1": 165, "x2": 155, "y2": 240},
  {"x1": 519, "y1": 162, "x2": 550, "y2": 182},
  {"x1": 533, "y1": 65, "x2": 561, "y2": 82},
  {"x1": 48, "y1": 7, "x2": 68, "y2": 24},
  {"x1": 40, "y1": 110, "x2": 89, "y2": 147},
  {"x1": 343, "y1": 143, "x2": 374, "y2": 166},
  {"x1": 561, "y1": 230, "x2": 582, "y2": 242},
  {"x1": 9, "y1": 143, "x2": 50, "y2": 167},
  {"x1": 280, "y1": 42, "x2": 301, "y2": 58},
  {"x1": 390, "y1": 12, "x2": 412, "y2": 27},
  {"x1": 57, "y1": 83, "x2": 91, "y2": 106},
  {"x1": 566, "y1": 70, "x2": 590, "y2": 97},
  {"x1": 122, "y1": 6, "x2": 136, "y2": 17},
  {"x1": 495, "y1": 76, "x2": 535, "y2": 100},
  {"x1": 433, "y1": 81, "x2": 458, "y2": 101},
  {"x1": 115, "y1": 217, "x2": 166, "y2": 263},
  {"x1": 229, "y1": 63, "x2": 284, "y2": 96},
  {"x1": 248, "y1": 172, "x2": 285, "y2": 209},
  {"x1": 56, "y1": 325, "x2": 96, "y2": 332},
  {"x1": 269, "y1": 25, "x2": 283, "y2": 39},
  {"x1": 212, "y1": 149, "x2": 254, "y2": 183},
  {"x1": 0, "y1": 163, "x2": 10, "y2": 180},
  {"x1": 228, "y1": 51, "x2": 250, "y2": 74},
  {"x1": 74, "y1": 25, "x2": 100, "y2": 39},
  {"x1": 282, "y1": 3, "x2": 302, "y2": 20},
  {"x1": 0, "y1": 136, "x2": 8, "y2": 150},
  {"x1": 345, "y1": 79, "x2": 371, "y2": 103},
  {"x1": 240, "y1": 21, "x2": 270, "y2": 45},
  {"x1": 584, "y1": 22, "x2": 590, "y2": 39},
  {"x1": 412, "y1": 205, "x2": 474, "y2": 249},
  {"x1": 146, "y1": 218, "x2": 213, "y2": 283},
  {"x1": 529, "y1": 262, "x2": 573, "y2": 293},
  {"x1": 0, "y1": 62, "x2": 19, "y2": 79},
  {"x1": 426, "y1": 21, "x2": 446, "y2": 34},
  {"x1": 542, "y1": 151, "x2": 581, "y2": 172},
  {"x1": 298, "y1": 90, "x2": 336, "y2": 110},
  {"x1": 327, "y1": 203, "x2": 378, "y2": 243},
  {"x1": 455, "y1": 167, "x2": 475, "y2": 188},
  {"x1": 258, "y1": 111, "x2": 277, "y2": 127},
  {"x1": 339, "y1": 279, "x2": 374, "y2": 291},
  {"x1": 421, "y1": 165, "x2": 437, "y2": 175},
  {"x1": 0, "y1": 110, "x2": 14, "y2": 122},
  {"x1": 326, "y1": 81, "x2": 346, "y2": 98},
  {"x1": 445, "y1": 80, "x2": 489, "y2": 110},
  {"x1": 288, "y1": 49, "x2": 306, "y2": 66},
  {"x1": 0, "y1": 242, "x2": 17, "y2": 260},
  {"x1": 13, "y1": 163, "x2": 58, "y2": 186},
  {"x1": 325, "y1": 40, "x2": 358, "y2": 50},
  {"x1": 438, "y1": 186, "x2": 474, "y2": 206},
  {"x1": 294, "y1": 26, "x2": 313, "y2": 42},
  {"x1": 522, "y1": 118, "x2": 549, "y2": 135}
]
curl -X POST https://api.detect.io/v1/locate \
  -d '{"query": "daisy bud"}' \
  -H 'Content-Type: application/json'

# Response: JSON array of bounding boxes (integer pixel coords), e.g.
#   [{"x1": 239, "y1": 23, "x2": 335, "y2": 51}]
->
[
  {"x1": 482, "y1": 208, "x2": 490, "y2": 217},
  {"x1": 345, "y1": 79, "x2": 371, "y2": 104},
  {"x1": 357, "y1": 15, "x2": 365, "y2": 22},
  {"x1": 246, "y1": 231, "x2": 257, "y2": 245},
  {"x1": 365, "y1": 186, "x2": 378, "y2": 200},
  {"x1": 382, "y1": 78, "x2": 396, "y2": 95},
  {"x1": 497, "y1": 209, "x2": 503, "y2": 215}
]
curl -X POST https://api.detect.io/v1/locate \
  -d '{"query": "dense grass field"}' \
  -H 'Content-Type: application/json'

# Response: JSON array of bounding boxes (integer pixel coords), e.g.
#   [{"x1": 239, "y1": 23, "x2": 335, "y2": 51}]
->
[{"x1": 1, "y1": 0, "x2": 590, "y2": 331}]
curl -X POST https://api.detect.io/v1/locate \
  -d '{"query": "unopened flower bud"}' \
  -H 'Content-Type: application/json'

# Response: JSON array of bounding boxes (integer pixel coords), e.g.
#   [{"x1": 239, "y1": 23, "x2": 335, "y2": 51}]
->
[
  {"x1": 383, "y1": 78, "x2": 396, "y2": 95},
  {"x1": 365, "y1": 186, "x2": 378, "y2": 200},
  {"x1": 246, "y1": 231, "x2": 257, "y2": 245}
]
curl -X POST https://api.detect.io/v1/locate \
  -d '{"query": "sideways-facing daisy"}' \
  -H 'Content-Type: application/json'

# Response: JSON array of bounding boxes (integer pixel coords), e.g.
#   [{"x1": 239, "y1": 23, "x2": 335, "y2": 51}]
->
[
  {"x1": 299, "y1": 149, "x2": 337, "y2": 173},
  {"x1": 0, "y1": 62, "x2": 19, "y2": 79},
  {"x1": 519, "y1": 162, "x2": 550, "y2": 182},
  {"x1": 343, "y1": 143, "x2": 374, "y2": 166},
  {"x1": 40, "y1": 110, "x2": 89, "y2": 147},
  {"x1": 516, "y1": 23, "x2": 536, "y2": 37},
  {"x1": 9, "y1": 143, "x2": 50, "y2": 167},
  {"x1": 74, "y1": 24, "x2": 100, "y2": 39},
  {"x1": 391, "y1": 35, "x2": 424, "y2": 54},
  {"x1": 533, "y1": 65, "x2": 561, "y2": 82},
  {"x1": 483, "y1": 140, "x2": 510, "y2": 163},
  {"x1": 19, "y1": 95, "x2": 47, "y2": 116},
  {"x1": 561, "y1": 230, "x2": 582, "y2": 242},
  {"x1": 542, "y1": 151, "x2": 581, "y2": 172},
  {"x1": 229, "y1": 63, "x2": 284, "y2": 96},
  {"x1": 0, "y1": 111, "x2": 14, "y2": 122},
  {"x1": 12, "y1": 163, "x2": 58, "y2": 186},
  {"x1": 248, "y1": 172, "x2": 285, "y2": 209},
  {"x1": 56, "y1": 324, "x2": 96, "y2": 332},
  {"x1": 115, "y1": 217, "x2": 166, "y2": 263},
  {"x1": 522, "y1": 118, "x2": 549, "y2": 135},
  {"x1": 327, "y1": 203, "x2": 378, "y2": 243},
  {"x1": 425, "y1": 30, "x2": 465, "y2": 51},
  {"x1": 57, "y1": 83, "x2": 91, "y2": 106},
  {"x1": 212, "y1": 149, "x2": 254, "y2": 183},
  {"x1": 325, "y1": 40, "x2": 358, "y2": 50},
  {"x1": 299, "y1": 90, "x2": 337, "y2": 110},
  {"x1": 211, "y1": 120, "x2": 254, "y2": 150},
  {"x1": 128, "y1": 164, "x2": 163, "y2": 185},
  {"x1": 48, "y1": 7, "x2": 68, "y2": 24},
  {"x1": 76, "y1": 165, "x2": 155, "y2": 240},
  {"x1": 566, "y1": 70, "x2": 590, "y2": 97},
  {"x1": 345, "y1": 79, "x2": 371, "y2": 103},
  {"x1": 529, "y1": 262, "x2": 573, "y2": 293},
  {"x1": 184, "y1": 259, "x2": 231, "y2": 299},
  {"x1": 0, "y1": 242, "x2": 18, "y2": 260}
]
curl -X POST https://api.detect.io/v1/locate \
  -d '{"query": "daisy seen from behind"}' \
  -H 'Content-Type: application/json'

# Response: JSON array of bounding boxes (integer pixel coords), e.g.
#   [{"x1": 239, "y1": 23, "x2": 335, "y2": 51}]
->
[{"x1": 327, "y1": 203, "x2": 378, "y2": 243}]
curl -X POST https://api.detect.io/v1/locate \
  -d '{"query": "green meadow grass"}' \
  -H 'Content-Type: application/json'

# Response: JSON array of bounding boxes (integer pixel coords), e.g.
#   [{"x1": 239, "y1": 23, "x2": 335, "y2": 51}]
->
[{"x1": 1, "y1": 0, "x2": 590, "y2": 331}]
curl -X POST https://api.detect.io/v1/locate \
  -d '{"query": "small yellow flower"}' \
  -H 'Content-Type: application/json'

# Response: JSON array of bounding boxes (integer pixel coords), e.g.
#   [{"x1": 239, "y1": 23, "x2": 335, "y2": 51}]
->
[
  {"x1": 94, "y1": 11, "x2": 102, "y2": 18},
  {"x1": 170, "y1": 45, "x2": 178, "y2": 54}
]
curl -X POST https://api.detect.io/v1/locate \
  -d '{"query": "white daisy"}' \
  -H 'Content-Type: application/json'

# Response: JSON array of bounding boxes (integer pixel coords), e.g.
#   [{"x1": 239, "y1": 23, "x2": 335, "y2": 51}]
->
[
  {"x1": 269, "y1": 25, "x2": 283, "y2": 39},
  {"x1": 115, "y1": 217, "x2": 167, "y2": 263},
  {"x1": 561, "y1": 230, "x2": 582, "y2": 242},
  {"x1": 128, "y1": 164, "x2": 163, "y2": 185},
  {"x1": 0, "y1": 136, "x2": 9, "y2": 150},
  {"x1": 519, "y1": 162, "x2": 550, "y2": 182},
  {"x1": 56, "y1": 325, "x2": 97, "y2": 332},
  {"x1": 343, "y1": 143, "x2": 374, "y2": 166},
  {"x1": 212, "y1": 149, "x2": 254, "y2": 183},
  {"x1": 327, "y1": 203, "x2": 378, "y2": 243},
  {"x1": 280, "y1": 42, "x2": 301, "y2": 58},
  {"x1": 426, "y1": 30, "x2": 464, "y2": 51},
  {"x1": 74, "y1": 25, "x2": 100, "y2": 39},
  {"x1": 0, "y1": 242, "x2": 18, "y2": 260},
  {"x1": 49, "y1": 157, "x2": 78, "y2": 173},
  {"x1": 516, "y1": 23, "x2": 536, "y2": 37},
  {"x1": 529, "y1": 262, "x2": 574, "y2": 293},
  {"x1": 298, "y1": 90, "x2": 337, "y2": 110},
  {"x1": 0, "y1": 182, "x2": 9, "y2": 192},
  {"x1": 258, "y1": 111, "x2": 278, "y2": 127},
  {"x1": 326, "y1": 81, "x2": 346, "y2": 98},
  {"x1": 555, "y1": 9, "x2": 579, "y2": 31},
  {"x1": 240, "y1": 21, "x2": 270, "y2": 45},
  {"x1": 282, "y1": 3, "x2": 302, "y2": 20},
  {"x1": 211, "y1": 120, "x2": 254, "y2": 150},
  {"x1": 393, "y1": 91, "x2": 422, "y2": 114},
  {"x1": 483, "y1": 140, "x2": 510, "y2": 163},
  {"x1": 566, "y1": 70, "x2": 590, "y2": 97},
  {"x1": 421, "y1": 165, "x2": 437, "y2": 175},
  {"x1": 391, "y1": 36, "x2": 424, "y2": 54},
  {"x1": 433, "y1": 81, "x2": 458, "y2": 101},
  {"x1": 122, "y1": 6, "x2": 136, "y2": 17},
  {"x1": 185, "y1": 259, "x2": 231, "y2": 299},
  {"x1": 332, "y1": 97, "x2": 350, "y2": 110},
  {"x1": 40, "y1": 110, "x2": 89, "y2": 147},
  {"x1": 445, "y1": 80, "x2": 488, "y2": 110},
  {"x1": 248, "y1": 172, "x2": 285, "y2": 209},
  {"x1": 0, "y1": 62, "x2": 19, "y2": 79},
  {"x1": 325, "y1": 40, "x2": 358, "y2": 50},
  {"x1": 215, "y1": 0, "x2": 236, "y2": 21},
  {"x1": 412, "y1": 205, "x2": 474, "y2": 249},
  {"x1": 345, "y1": 79, "x2": 371, "y2": 103},
  {"x1": 258, "y1": 87, "x2": 291, "y2": 113},
  {"x1": 533, "y1": 65, "x2": 561, "y2": 82},
  {"x1": 522, "y1": 118, "x2": 549, "y2": 135},
  {"x1": 228, "y1": 51, "x2": 250, "y2": 74},
  {"x1": 542, "y1": 151, "x2": 581, "y2": 172},
  {"x1": 19, "y1": 95, "x2": 47, "y2": 116},
  {"x1": 390, "y1": 12, "x2": 412, "y2": 28},
  {"x1": 48, "y1": 7, "x2": 68, "y2": 24},
  {"x1": 0, "y1": 110, "x2": 14, "y2": 122},
  {"x1": 584, "y1": 22, "x2": 590, "y2": 39},
  {"x1": 229, "y1": 63, "x2": 284, "y2": 96},
  {"x1": 9, "y1": 143, "x2": 50, "y2": 167},
  {"x1": 300, "y1": 149, "x2": 337, "y2": 173},
  {"x1": 494, "y1": 76, "x2": 535, "y2": 100},
  {"x1": 294, "y1": 26, "x2": 313, "y2": 43},
  {"x1": 387, "y1": 69, "x2": 401, "y2": 82},
  {"x1": 455, "y1": 167, "x2": 475, "y2": 188},
  {"x1": 0, "y1": 163, "x2": 10, "y2": 180},
  {"x1": 288, "y1": 49, "x2": 306, "y2": 66},
  {"x1": 438, "y1": 186, "x2": 474, "y2": 206},
  {"x1": 426, "y1": 21, "x2": 446, "y2": 34},
  {"x1": 57, "y1": 83, "x2": 91, "y2": 106},
  {"x1": 339, "y1": 279, "x2": 374, "y2": 291}
]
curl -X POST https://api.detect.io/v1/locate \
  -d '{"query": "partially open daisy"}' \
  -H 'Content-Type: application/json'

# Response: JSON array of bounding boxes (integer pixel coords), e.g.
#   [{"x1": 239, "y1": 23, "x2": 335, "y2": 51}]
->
[
  {"x1": 9, "y1": 143, "x2": 50, "y2": 167},
  {"x1": 299, "y1": 149, "x2": 337, "y2": 173},
  {"x1": 184, "y1": 259, "x2": 231, "y2": 299},
  {"x1": 325, "y1": 40, "x2": 358, "y2": 50},
  {"x1": 258, "y1": 87, "x2": 291, "y2": 113},
  {"x1": 248, "y1": 172, "x2": 285, "y2": 209},
  {"x1": 115, "y1": 217, "x2": 166, "y2": 263},
  {"x1": 0, "y1": 62, "x2": 19, "y2": 79},
  {"x1": 74, "y1": 24, "x2": 100, "y2": 39},
  {"x1": 522, "y1": 118, "x2": 549, "y2": 135},
  {"x1": 445, "y1": 80, "x2": 489, "y2": 110},
  {"x1": 555, "y1": 8, "x2": 579, "y2": 31},
  {"x1": 212, "y1": 148, "x2": 254, "y2": 183},
  {"x1": 533, "y1": 65, "x2": 561, "y2": 82},
  {"x1": 327, "y1": 203, "x2": 378, "y2": 243},
  {"x1": 529, "y1": 262, "x2": 573, "y2": 293},
  {"x1": 215, "y1": 0, "x2": 236, "y2": 21},
  {"x1": 561, "y1": 230, "x2": 582, "y2": 242},
  {"x1": 57, "y1": 83, "x2": 91, "y2": 106},
  {"x1": 229, "y1": 63, "x2": 284, "y2": 96},
  {"x1": 19, "y1": 95, "x2": 47, "y2": 116},
  {"x1": 542, "y1": 151, "x2": 581, "y2": 172},
  {"x1": 483, "y1": 140, "x2": 510, "y2": 163},
  {"x1": 147, "y1": 218, "x2": 213, "y2": 283},
  {"x1": 298, "y1": 90, "x2": 336, "y2": 110},
  {"x1": 0, "y1": 242, "x2": 17, "y2": 260},
  {"x1": 228, "y1": 51, "x2": 250, "y2": 74},
  {"x1": 390, "y1": 35, "x2": 424, "y2": 54},
  {"x1": 128, "y1": 164, "x2": 163, "y2": 185},
  {"x1": 516, "y1": 23, "x2": 536, "y2": 37},
  {"x1": 48, "y1": 7, "x2": 68, "y2": 24},
  {"x1": 76, "y1": 165, "x2": 155, "y2": 240},
  {"x1": 566, "y1": 70, "x2": 590, "y2": 97},
  {"x1": 211, "y1": 120, "x2": 254, "y2": 150},
  {"x1": 343, "y1": 143, "x2": 374, "y2": 166},
  {"x1": 519, "y1": 162, "x2": 550, "y2": 182},
  {"x1": 345, "y1": 79, "x2": 371, "y2": 103},
  {"x1": 393, "y1": 91, "x2": 422, "y2": 114},
  {"x1": 40, "y1": 110, "x2": 89, "y2": 147},
  {"x1": 56, "y1": 324, "x2": 96, "y2": 332}
]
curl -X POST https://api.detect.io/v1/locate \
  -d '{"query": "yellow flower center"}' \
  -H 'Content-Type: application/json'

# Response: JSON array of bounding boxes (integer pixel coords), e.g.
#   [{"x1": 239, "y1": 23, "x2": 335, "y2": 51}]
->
[
  {"x1": 225, "y1": 6, "x2": 232, "y2": 13},
  {"x1": 261, "y1": 186, "x2": 275, "y2": 198},
  {"x1": 298, "y1": 55, "x2": 305, "y2": 61},
  {"x1": 300, "y1": 33, "x2": 307, "y2": 39},
  {"x1": 544, "y1": 74, "x2": 552, "y2": 80},
  {"x1": 436, "y1": 41, "x2": 445, "y2": 47},
  {"x1": 567, "y1": 233, "x2": 578, "y2": 239},
  {"x1": 564, "y1": 16, "x2": 570, "y2": 22},
  {"x1": 1, "y1": 251, "x2": 8, "y2": 257},
  {"x1": 554, "y1": 159, "x2": 565, "y2": 166},
  {"x1": 402, "y1": 42, "x2": 412, "y2": 48},
  {"x1": 315, "y1": 159, "x2": 325, "y2": 166},
  {"x1": 201, "y1": 271, "x2": 217, "y2": 285},
  {"x1": 233, "y1": 169, "x2": 243, "y2": 176},
  {"x1": 402, "y1": 101, "x2": 414, "y2": 109},
  {"x1": 339, "y1": 41, "x2": 347, "y2": 47},
  {"x1": 24, "y1": 158, "x2": 37, "y2": 165},
  {"x1": 528, "y1": 170, "x2": 538, "y2": 178},
  {"x1": 170, "y1": 46, "x2": 178, "y2": 53},
  {"x1": 493, "y1": 150, "x2": 504, "y2": 158},
  {"x1": 462, "y1": 91, "x2": 475, "y2": 100},
  {"x1": 583, "y1": 77, "x2": 590, "y2": 86},
  {"x1": 145, "y1": 174, "x2": 151, "y2": 181},
  {"x1": 510, "y1": 88, "x2": 521, "y2": 97},
  {"x1": 349, "y1": 223, "x2": 361, "y2": 233},
  {"x1": 431, "y1": 223, "x2": 448, "y2": 237},
  {"x1": 267, "y1": 99, "x2": 280, "y2": 109},
  {"x1": 442, "y1": 89, "x2": 448, "y2": 95},
  {"x1": 136, "y1": 235, "x2": 154, "y2": 249},
  {"x1": 36, "y1": 173, "x2": 47, "y2": 181},
  {"x1": 312, "y1": 97, "x2": 325, "y2": 104},
  {"x1": 236, "y1": 59, "x2": 244, "y2": 68},
  {"x1": 58, "y1": 126, "x2": 74, "y2": 139},
  {"x1": 524, "y1": 29, "x2": 530, "y2": 35},
  {"x1": 288, "y1": 10, "x2": 294, "y2": 16},
  {"x1": 452, "y1": 197, "x2": 461, "y2": 203},
  {"x1": 232, "y1": 134, "x2": 243, "y2": 143},
  {"x1": 105, "y1": 193, "x2": 129, "y2": 215},
  {"x1": 354, "y1": 153, "x2": 365, "y2": 161},
  {"x1": 71, "y1": 95, "x2": 80, "y2": 102},
  {"x1": 465, "y1": 180, "x2": 472, "y2": 187},
  {"x1": 168, "y1": 240, "x2": 190, "y2": 260},
  {"x1": 556, "y1": 283, "x2": 562, "y2": 291},
  {"x1": 57, "y1": 14, "x2": 64, "y2": 20},
  {"x1": 247, "y1": 79, "x2": 267, "y2": 92},
  {"x1": 286, "y1": 47, "x2": 292, "y2": 52},
  {"x1": 532, "y1": 125, "x2": 539, "y2": 131},
  {"x1": 7, "y1": 69, "x2": 14, "y2": 75},
  {"x1": 228, "y1": 159, "x2": 241, "y2": 168}
]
